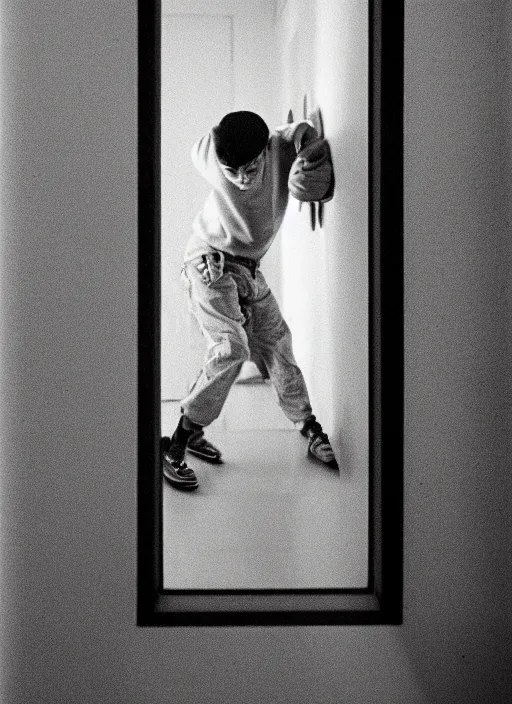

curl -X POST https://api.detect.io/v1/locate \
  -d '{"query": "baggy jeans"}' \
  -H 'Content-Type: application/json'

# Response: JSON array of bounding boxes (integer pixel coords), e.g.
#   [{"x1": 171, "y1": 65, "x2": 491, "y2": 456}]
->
[{"x1": 179, "y1": 258, "x2": 313, "y2": 428}]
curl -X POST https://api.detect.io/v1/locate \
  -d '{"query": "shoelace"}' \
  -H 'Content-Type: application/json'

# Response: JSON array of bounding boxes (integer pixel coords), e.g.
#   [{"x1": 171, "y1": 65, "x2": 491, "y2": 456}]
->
[
  {"x1": 169, "y1": 459, "x2": 195, "y2": 478},
  {"x1": 309, "y1": 431, "x2": 330, "y2": 449},
  {"x1": 309, "y1": 432, "x2": 335, "y2": 462}
]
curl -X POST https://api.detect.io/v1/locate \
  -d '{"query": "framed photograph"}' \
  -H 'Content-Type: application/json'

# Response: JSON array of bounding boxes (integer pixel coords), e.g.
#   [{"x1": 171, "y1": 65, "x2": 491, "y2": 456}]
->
[{"x1": 138, "y1": 0, "x2": 403, "y2": 626}]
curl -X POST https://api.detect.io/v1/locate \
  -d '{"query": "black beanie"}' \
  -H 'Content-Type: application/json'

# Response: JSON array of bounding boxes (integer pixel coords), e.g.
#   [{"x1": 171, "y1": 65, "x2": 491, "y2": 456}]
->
[{"x1": 212, "y1": 111, "x2": 269, "y2": 168}]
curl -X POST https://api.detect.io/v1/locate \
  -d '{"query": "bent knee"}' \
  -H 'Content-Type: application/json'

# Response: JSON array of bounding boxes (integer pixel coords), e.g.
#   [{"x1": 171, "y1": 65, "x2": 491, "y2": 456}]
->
[{"x1": 207, "y1": 334, "x2": 250, "y2": 368}]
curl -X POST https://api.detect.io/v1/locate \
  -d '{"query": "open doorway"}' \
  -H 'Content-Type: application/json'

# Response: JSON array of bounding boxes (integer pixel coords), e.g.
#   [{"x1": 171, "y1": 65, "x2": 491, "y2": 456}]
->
[{"x1": 160, "y1": 0, "x2": 369, "y2": 589}]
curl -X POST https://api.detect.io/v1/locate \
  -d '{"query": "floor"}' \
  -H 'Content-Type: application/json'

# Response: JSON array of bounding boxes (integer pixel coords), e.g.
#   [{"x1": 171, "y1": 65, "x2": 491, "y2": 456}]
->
[{"x1": 162, "y1": 381, "x2": 368, "y2": 589}]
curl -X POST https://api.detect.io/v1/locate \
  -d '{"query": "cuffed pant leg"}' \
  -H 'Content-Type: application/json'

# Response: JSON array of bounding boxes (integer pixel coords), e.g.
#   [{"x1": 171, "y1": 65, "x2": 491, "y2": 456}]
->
[{"x1": 180, "y1": 263, "x2": 250, "y2": 427}]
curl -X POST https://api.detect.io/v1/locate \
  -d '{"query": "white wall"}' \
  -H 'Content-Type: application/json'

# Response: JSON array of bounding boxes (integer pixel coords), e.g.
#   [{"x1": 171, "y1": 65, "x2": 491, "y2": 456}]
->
[
  {"x1": 164, "y1": 0, "x2": 279, "y2": 125},
  {"x1": 275, "y1": 0, "x2": 369, "y2": 558},
  {"x1": 1, "y1": 2, "x2": 511, "y2": 704}
]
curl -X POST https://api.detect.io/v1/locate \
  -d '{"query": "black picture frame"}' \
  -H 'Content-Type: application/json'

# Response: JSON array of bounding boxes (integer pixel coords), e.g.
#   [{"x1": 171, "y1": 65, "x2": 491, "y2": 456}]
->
[{"x1": 138, "y1": 0, "x2": 404, "y2": 627}]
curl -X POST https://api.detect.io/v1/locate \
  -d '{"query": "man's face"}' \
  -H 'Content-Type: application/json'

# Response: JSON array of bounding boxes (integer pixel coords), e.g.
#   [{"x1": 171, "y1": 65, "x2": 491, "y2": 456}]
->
[{"x1": 220, "y1": 151, "x2": 265, "y2": 190}]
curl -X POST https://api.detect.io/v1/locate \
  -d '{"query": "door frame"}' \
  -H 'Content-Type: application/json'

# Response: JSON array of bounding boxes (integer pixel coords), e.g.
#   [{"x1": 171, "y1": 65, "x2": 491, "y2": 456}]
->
[{"x1": 137, "y1": 0, "x2": 404, "y2": 626}]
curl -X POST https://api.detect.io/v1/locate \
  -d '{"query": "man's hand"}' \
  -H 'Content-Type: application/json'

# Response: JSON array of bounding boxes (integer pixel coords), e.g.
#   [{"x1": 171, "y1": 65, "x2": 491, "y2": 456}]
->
[
  {"x1": 293, "y1": 123, "x2": 318, "y2": 153},
  {"x1": 288, "y1": 138, "x2": 333, "y2": 203},
  {"x1": 298, "y1": 137, "x2": 329, "y2": 168},
  {"x1": 197, "y1": 252, "x2": 225, "y2": 285}
]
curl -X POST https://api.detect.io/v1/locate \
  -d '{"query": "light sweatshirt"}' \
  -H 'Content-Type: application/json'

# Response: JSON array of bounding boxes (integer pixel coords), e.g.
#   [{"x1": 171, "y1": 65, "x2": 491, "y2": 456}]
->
[{"x1": 183, "y1": 120, "x2": 317, "y2": 263}]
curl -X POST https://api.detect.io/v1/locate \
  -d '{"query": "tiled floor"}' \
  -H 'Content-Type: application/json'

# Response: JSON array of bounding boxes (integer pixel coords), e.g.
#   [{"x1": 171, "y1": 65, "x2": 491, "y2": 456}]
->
[{"x1": 162, "y1": 382, "x2": 368, "y2": 589}]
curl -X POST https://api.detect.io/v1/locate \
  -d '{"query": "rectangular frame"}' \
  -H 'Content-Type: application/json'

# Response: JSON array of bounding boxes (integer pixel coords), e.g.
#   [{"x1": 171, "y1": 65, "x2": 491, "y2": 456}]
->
[{"x1": 137, "y1": 0, "x2": 404, "y2": 626}]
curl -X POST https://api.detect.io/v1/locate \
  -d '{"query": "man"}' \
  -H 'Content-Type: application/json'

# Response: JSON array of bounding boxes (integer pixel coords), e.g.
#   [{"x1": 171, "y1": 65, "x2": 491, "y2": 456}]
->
[{"x1": 162, "y1": 110, "x2": 336, "y2": 490}]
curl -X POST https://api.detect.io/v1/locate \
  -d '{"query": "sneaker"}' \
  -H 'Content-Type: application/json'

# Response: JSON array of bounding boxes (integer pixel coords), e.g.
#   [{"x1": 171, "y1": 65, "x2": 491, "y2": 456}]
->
[
  {"x1": 161, "y1": 436, "x2": 198, "y2": 490},
  {"x1": 187, "y1": 429, "x2": 222, "y2": 464},
  {"x1": 300, "y1": 415, "x2": 339, "y2": 469}
]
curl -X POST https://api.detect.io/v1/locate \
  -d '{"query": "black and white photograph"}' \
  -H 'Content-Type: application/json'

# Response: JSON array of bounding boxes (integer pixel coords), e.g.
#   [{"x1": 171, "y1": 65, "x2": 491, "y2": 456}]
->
[{"x1": 1, "y1": 0, "x2": 511, "y2": 702}]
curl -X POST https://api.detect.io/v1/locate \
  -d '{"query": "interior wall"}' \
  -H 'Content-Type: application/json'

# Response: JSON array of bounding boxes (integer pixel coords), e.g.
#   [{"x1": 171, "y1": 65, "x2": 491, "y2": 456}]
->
[
  {"x1": 275, "y1": 0, "x2": 331, "y2": 433},
  {"x1": 163, "y1": 0, "x2": 278, "y2": 122},
  {"x1": 1, "y1": 1, "x2": 511, "y2": 704},
  {"x1": 274, "y1": 0, "x2": 369, "y2": 548}
]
